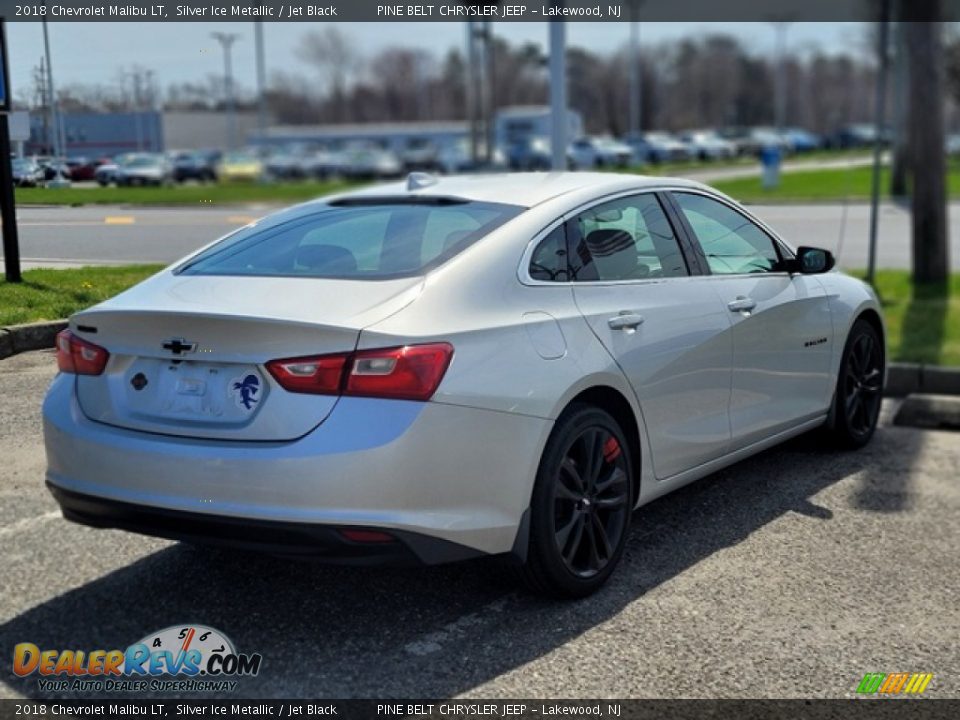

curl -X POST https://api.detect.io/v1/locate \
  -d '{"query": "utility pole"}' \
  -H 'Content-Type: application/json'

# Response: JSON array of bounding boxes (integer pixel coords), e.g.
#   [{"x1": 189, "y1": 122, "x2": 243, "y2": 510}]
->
[
  {"x1": 889, "y1": 16, "x2": 909, "y2": 197},
  {"x1": 254, "y1": 22, "x2": 267, "y2": 149},
  {"x1": 903, "y1": 5, "x2": 948, "y2": 285},
  {"x1": 627, "y1": 2, "x2": 642, "y2": 137},
  {"x1": 771, "y1": 21, "x2": 792, "y2": 133},
  {"x1": 41, "y1": 16, "x2": 60, "y2": 158},
  {"x1": 549, "y1": 18, "x2": 567, "y2": 171},
  {"x1": 211, "y1": 32, "x2": 240, "y2": 150},
  {"x1": 867, "y1": 0, "x2": 891, "y2": 287},
  {"x1": 466, "y1": 21, "x2": 480, "y2": 166}
]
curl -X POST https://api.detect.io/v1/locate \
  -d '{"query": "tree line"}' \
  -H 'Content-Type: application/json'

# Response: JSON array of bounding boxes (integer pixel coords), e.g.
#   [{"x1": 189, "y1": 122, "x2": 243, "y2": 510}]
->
[{"x1": 22, "y1": 26, "x2": 921, "y2": 136}]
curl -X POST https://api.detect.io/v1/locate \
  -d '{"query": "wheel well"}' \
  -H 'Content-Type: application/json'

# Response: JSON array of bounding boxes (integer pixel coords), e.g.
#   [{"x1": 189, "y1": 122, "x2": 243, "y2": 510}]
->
[
  {"x1": 567, "y1": 386, "x2": 643, "y2": 503},
  {"x1": 856, "y1": 309, "x2": 886, "y2": 358}
]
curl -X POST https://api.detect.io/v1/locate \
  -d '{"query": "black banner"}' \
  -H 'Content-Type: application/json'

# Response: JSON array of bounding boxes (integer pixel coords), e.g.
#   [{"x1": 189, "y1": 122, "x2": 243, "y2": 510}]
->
[
  {"x1": 1, "y1": 0, "x2": 958, "y2": 23},
  {"x1": 1, "y1": 700, "x2": 960, "y2": 720}
]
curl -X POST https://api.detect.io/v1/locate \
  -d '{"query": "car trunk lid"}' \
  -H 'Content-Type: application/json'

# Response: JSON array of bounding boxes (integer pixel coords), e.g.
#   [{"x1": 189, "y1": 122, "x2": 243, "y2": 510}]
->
[{"x1": 72, "y1": 273, "x2": 423, "y2": 441}]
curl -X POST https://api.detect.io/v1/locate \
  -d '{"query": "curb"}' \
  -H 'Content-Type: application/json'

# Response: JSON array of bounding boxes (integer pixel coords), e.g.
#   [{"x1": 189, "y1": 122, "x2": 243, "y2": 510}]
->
[
  {"x1": 886, "y1": 363, "x2": 960, "y2": 397},
  {"x1": 0, "y1": 320, "x2": 68, "y2": 360},
  {"x1": 2, "y1": 324, "x2": 960, "y2": 399}
]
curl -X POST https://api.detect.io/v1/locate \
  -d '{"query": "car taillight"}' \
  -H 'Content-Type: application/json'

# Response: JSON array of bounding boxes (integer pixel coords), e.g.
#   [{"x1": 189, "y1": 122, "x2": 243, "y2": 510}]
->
[
  {"x1": 55, "y1": 329, "x2": 110, "y2": 375},
  {"x1": 266, "y1": 343, "x2": 453, "y2": 402},
  {"x1": 264, "y1": 353, "x2": 349, "y2": 395}
]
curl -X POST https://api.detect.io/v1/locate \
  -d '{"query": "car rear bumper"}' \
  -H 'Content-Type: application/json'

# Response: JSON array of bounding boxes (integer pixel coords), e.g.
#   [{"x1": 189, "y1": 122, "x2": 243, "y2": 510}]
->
[
  {"x1": 43, "y1": 374, "x2": 551, "y2": 560},
  {"x1": 47, "y1": 482, "x2": 482, "y2": 565}
]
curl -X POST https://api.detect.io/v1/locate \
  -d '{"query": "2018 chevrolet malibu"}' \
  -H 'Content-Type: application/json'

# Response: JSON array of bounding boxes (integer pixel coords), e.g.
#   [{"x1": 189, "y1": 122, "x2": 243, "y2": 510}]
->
[{"x1": 43, "y1": 172, "x2": 885, "y2": 597}]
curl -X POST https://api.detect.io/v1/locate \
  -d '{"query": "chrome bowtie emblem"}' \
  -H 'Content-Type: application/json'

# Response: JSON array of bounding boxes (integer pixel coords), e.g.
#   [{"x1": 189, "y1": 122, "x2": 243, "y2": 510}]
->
[{"x1": 161, "y1": 338, "x2": 197, "y2": 355}]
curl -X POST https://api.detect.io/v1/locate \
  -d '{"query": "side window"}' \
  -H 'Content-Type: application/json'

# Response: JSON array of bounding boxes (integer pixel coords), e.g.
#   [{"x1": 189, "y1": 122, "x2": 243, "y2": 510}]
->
[
  {"x1": 529, "y1": 225, "x2": 569, "y2": 282},
  {"x1": 673, "y1": 193, "x2": 781, "y2": 274},
  {"x1": 569, "y1": 193, "x2": 688, "y2": 281}
]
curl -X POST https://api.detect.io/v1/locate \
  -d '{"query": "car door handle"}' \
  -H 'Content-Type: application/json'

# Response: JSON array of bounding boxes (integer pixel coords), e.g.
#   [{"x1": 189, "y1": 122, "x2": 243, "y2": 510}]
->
[
  {"x1": 727, "y1": 297, "x2": 757, "y2": 313},
  {"x1": 608, "y1": 313, "x2": 645, "y2": 330}
]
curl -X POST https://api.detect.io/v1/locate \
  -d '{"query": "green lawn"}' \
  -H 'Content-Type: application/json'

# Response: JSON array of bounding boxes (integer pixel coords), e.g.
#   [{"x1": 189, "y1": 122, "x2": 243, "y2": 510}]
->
[
  {"x1": 15, "y1": 180, "x2": 357, "y2": 207},
  {"x1": 866, "y1": 271, "x2": 960, "y2": 366},
  {"x1": 0, "y1": 265, "x2": 163, "y2": 326},
  {"x1": 2, "y1": 265, "x2": 957, "y2": 367},
  {"x1": 712, "y1": 163, "x2": 960, "y2": 203}
]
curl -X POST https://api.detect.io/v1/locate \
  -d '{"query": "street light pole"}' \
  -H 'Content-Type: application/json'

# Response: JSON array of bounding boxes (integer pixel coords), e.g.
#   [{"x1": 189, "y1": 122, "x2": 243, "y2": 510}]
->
[
  {"x1": 772, "y1": 21, "x2": 792, "y2": 133},
  {"x1": 549, "y1": 18, "x2": 567, "y2": 171},
  {"x1": 628, "y1": 1, "x2": 642, "y2": 137},
  {"x1": 211, "y1": 31, "x2": 240, "y2": 150},
  {"x1": 254, "y1": 22, "x2": 267, "y2": 148},
  {"x1": 41, "y1": 16, "x2": 61, "y2": 159}
]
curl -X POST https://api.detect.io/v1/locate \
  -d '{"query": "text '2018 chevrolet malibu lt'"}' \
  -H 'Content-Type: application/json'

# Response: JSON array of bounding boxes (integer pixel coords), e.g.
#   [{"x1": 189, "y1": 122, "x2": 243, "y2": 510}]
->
[{"x1": 43, "y1": 172, "x2": 885, "y2": 597}]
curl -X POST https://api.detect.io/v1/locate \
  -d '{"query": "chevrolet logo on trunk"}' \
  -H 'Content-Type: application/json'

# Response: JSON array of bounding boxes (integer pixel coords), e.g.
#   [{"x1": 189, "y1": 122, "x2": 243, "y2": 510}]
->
[{"x1": 161, "y1": 338, "x2": 198, "y2": 355}]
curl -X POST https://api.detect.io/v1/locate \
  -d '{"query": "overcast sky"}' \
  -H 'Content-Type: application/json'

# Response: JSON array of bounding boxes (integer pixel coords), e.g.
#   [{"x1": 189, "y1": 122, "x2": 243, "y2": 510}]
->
[{"x1": 9, "y1": 22, "x2": 867, "y2": 101}]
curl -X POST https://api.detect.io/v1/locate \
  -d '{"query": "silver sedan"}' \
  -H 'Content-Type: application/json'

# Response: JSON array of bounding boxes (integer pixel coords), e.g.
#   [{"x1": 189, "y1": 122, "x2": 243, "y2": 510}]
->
[{"x1": 43, "y1": 172, "x2": 885, "y2": 597}]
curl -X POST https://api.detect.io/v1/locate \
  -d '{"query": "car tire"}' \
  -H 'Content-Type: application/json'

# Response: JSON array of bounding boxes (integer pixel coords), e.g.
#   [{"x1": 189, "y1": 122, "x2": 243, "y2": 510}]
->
[
  {"x1": 829, "y1": 319, "x2": 884, "y2": 449},
  {"x1": 519, "y1": 403, "x2": 634, "y2": 598}
]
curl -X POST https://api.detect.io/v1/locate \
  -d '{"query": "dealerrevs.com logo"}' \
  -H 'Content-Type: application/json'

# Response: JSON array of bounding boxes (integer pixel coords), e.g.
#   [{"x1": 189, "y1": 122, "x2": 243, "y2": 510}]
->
[{"x1": 13, "y1": 625, "x2": 262, "y2": 693}]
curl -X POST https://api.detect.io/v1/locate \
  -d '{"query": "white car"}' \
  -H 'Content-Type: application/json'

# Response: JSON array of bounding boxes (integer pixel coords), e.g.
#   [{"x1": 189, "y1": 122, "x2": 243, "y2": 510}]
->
[
  {"x1": 568, "y1": 137, "x2": 635, "y2": 169},
  {"x1": 679, "y1": 130, "x2": 738, "y2": 161},
  {"x1": 43, "y1": 173, "x2": 885, "y2": 597}
]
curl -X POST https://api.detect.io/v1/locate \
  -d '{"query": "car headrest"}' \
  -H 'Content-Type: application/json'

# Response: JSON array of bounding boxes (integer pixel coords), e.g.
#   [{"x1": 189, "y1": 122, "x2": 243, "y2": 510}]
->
[
  {"x1": 584, "y1": 229, "x2": 635, "y2": 258},
  {"x1": 295, "y1": 244, "x2": 358, "y2": 274}
]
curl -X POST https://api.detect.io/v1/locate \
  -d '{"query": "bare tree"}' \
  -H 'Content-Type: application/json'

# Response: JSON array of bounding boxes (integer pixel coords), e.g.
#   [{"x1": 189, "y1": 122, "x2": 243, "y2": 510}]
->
[{"x1": 298, "y1": 28, "x2": 361, "y2": 123}]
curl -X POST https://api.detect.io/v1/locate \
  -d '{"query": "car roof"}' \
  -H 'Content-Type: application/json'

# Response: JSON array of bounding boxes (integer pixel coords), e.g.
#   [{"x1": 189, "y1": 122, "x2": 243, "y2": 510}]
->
[{"x1": 322, "y1": 172, "x2": 713, "y2": 209}]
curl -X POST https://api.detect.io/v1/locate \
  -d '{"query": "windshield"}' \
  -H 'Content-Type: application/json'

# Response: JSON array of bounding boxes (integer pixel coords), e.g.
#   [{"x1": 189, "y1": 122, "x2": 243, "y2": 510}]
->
[{"x1": 178, "y1": 200, "x2": 524, "y2": 280}]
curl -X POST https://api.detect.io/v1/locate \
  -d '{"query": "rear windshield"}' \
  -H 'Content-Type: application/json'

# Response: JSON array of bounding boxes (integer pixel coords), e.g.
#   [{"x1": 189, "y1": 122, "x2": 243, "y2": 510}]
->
[{"x1": 177, "y1": 200, "x2": 523, "y2": 280}]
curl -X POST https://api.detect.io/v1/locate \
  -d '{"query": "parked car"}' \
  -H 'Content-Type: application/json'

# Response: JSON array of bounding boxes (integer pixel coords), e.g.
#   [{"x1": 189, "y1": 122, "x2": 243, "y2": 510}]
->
[
  {"x1": 340, "y1": 145, "x2": 403, "y2": 180},
  {"x1": 264, "y1": 153, "x2": 311, "y2": 182},
  {"x1": 718, "y1": 127, "x2": 790, "y2": 157},
  {"x1": 44, "y1": 172, "x2": 885, "y2": 598},
  {"x1": 95, "y1": 154, "x2": 140, "y2": 186},
  {"x1": 64, "y1": 157, "x2": 101, "y2": 182},
  {"x1": 216, "y1": 151, "x2": 264, "y2": 182},
  {"x1": 305, "y1": 149, "x2": 349, "y2": 181},
  {"x1": 507, "y1": 136, "x2": 553, "y2": 170},
  {"x1": 784, "y1": 128, "x2": 822, "y2": 153},
  {"x1": 170, "y1": 151, "x2": 217, "y2": 184},
  {"x1": 400, "y1": 139, "x2": 440, "y2": 172},
  {"x1": 677, "y1": 131, "x2": 737, "y2": 161},
  {"x1": 11, "y1": 158, "x2": 45, "y2": 187},
  {"x1": 35, "y1": 156, "x2": 70, "y2": 182},
  {"x1": 830, "y1": 124, "x2": 891, "y2": 150},
  {"x1": 625, "y1": 132, "x2": 692, "y2": 164},
  {"x1": 568, "y1": 136, "x2": 634, "y2": 169},
  {"x1": 115, "y1": 153, "x2": 173, "y2": 187}
]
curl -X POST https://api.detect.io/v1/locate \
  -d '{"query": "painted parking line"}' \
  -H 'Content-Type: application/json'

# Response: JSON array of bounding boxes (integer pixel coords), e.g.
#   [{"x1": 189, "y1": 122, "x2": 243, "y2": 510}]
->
[
  {"x1": 226, "y1": 215, "x2": 257, "y2": 224},
  {"x1": 104, "y1": 216, "x2": 136, "y2": 225}
]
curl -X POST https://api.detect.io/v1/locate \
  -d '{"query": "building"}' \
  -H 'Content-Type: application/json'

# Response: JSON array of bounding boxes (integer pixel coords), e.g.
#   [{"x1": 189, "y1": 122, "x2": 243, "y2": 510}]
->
[
  {"x1": 249, "y1": 106, "x2": 586, "y2": 154},
  {"x1": 26, "y1": 111, "x2": 163, "y2": 157}
]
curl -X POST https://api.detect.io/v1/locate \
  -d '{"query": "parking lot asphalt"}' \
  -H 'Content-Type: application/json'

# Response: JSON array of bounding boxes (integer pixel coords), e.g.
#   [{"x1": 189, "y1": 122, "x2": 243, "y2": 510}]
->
[{"x1": 1, "y1": 350, "x2": 958, "y2": 699}]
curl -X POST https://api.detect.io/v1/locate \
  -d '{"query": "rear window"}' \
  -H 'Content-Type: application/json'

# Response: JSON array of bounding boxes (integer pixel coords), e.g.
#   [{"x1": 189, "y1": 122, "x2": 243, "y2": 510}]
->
[{"x1": 177, "y1": 200, "x2": 523, "y2": 280}]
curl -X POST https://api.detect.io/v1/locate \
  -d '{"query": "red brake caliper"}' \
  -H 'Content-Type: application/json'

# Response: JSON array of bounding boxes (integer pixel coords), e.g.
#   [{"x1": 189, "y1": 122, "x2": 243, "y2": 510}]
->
[{"x1": 603, "y1": 436, "x2": 621, "y2": 463}]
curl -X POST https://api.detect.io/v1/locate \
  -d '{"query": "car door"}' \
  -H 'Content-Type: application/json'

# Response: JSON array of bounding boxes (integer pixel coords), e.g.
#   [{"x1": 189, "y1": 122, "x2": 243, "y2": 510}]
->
[
  {"x1": 668, "y1": 191, "x2": 835, "y2": 449},
  {"x1": 565, "y1": 191, "x2": 733, "y2": 479}
]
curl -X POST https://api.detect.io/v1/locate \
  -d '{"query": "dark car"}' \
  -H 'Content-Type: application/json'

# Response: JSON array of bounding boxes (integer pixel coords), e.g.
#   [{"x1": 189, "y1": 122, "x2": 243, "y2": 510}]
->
[
  {"x1": 170, "y1": 151, "x2": 218, "y2": 183},
  {"x1": 12, "y1": 158, "x2": 45, "y2": 187}
]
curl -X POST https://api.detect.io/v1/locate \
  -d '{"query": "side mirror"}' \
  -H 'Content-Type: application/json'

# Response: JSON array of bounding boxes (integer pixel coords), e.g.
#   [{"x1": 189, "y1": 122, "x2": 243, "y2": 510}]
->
[{"x1": 792, "y1": 246, "x2": 835, "y2": 274}]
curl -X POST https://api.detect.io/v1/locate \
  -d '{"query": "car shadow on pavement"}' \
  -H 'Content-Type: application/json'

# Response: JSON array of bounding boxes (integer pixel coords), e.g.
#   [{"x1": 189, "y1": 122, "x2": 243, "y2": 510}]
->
[{"x1": 0, "y1": 430, "x2": 874, "y2": 699}]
